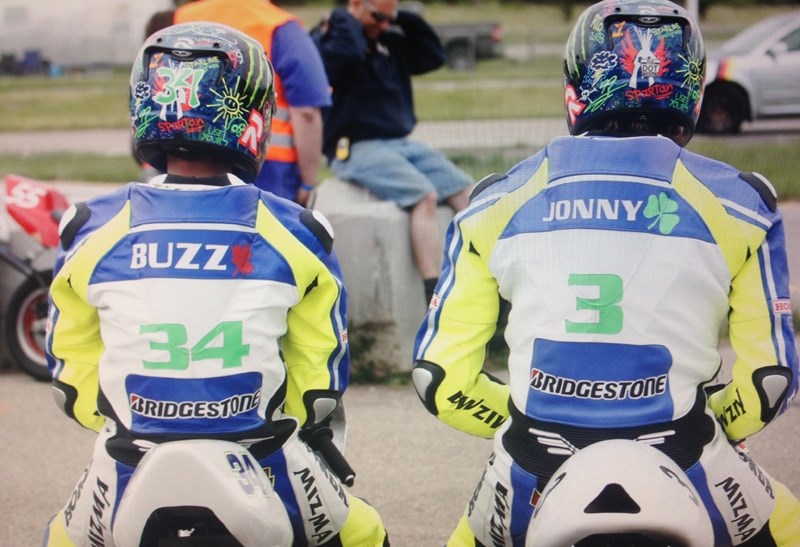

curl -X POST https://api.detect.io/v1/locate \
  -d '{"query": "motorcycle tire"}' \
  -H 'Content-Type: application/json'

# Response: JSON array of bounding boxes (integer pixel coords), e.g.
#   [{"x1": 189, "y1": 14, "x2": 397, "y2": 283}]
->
[{"x1": 5, "y1": 272, "x2": 52, "y2": 382}]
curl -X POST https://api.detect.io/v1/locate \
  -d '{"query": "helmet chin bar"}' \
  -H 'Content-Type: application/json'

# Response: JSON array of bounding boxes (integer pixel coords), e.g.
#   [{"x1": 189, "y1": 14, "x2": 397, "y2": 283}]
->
[{"x1": 594, "y1": 113, "x2": 694, "y2": 147}]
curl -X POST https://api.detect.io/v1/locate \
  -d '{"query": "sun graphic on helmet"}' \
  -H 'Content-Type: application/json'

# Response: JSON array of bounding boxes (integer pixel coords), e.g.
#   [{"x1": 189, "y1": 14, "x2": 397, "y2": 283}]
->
[
  {"x1": 209, "y1": 76, "x2": 248, "y2": 133},
  {"x1": 676, "y1": 52, "x2": 704, "y2": 91}
]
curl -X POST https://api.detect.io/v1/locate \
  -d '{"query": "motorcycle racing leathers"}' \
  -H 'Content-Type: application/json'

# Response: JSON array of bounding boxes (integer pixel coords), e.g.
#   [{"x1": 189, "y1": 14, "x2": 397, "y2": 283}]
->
[
  {"x1": 44, "y1": 174, "x2": 386, "y2": 546},
  {"x1": 413, "y1": 135, "x2": 800, "y2": 546}
]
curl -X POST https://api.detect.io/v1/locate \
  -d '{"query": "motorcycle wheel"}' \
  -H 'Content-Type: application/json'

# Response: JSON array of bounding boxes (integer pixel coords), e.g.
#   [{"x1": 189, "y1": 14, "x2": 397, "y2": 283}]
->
[
  {"x1": 696, "y1": 84, "x2": 746, "y2": 135},
  {"x1": 5, "y1": 272, "x2": 52, "y2": 382}
]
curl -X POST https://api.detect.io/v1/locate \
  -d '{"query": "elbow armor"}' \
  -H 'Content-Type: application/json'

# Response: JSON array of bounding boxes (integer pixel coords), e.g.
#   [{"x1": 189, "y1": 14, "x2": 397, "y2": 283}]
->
[
  {"x1": 302, "y1": 389, "x2": 342, "y2": 427},
  {"x1": 52, "y1": 381, "x2": 78, "y2": 421},
  {"x1": 412, "y1": 360, "x2": 446, "y2": 416},
  {"x1": 753, "y1": 366, "x2": 794, "y2": 423}
]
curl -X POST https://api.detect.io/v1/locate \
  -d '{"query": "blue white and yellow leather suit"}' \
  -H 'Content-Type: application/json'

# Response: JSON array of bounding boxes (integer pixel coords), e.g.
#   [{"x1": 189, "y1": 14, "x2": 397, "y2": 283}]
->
[
  {"x1": 44, "y1": 174, "x2": 386, "y2": 546},
  {"x1": 413, "y1": 135, "x2": 800, "y2": 546}
]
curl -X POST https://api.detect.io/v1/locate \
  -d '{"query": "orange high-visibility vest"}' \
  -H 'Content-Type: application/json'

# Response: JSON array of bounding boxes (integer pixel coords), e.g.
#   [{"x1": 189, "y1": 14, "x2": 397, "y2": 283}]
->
[{"x1": 175, "y1": 0, "x2": 298, "y2": 163}]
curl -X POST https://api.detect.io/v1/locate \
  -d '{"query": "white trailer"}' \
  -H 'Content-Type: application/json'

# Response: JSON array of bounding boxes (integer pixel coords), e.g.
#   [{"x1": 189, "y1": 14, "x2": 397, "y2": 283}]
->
[{"x1": 0, "y1": 0, "x2": 173, "y2": 70}]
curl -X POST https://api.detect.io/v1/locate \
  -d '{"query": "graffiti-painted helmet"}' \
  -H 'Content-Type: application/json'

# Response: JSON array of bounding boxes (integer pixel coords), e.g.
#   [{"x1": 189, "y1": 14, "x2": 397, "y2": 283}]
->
[
  {"x1": 564, "y1": 0, "x2": 705, "y2": 146},
  {"x1": 131, "y1": 22, "x2": 276, "y2": 182}
]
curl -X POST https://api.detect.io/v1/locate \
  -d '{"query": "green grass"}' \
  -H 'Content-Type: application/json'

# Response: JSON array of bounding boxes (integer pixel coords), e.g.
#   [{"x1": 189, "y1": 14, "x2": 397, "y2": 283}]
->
[
  {"x1": 445, "y1": 137, "x2": 800, "y2": 201},
  {"x1": 0, "y1": 72, "x2": 130, "y2": 131},
  {"x1": 416, "y1": 82, "x2": 564, "y2": 120},
  {"x1": 688, "y1": 139, "x2": 800, "y2": 200},
  {"x1": 5, "y1": 135, "x2": 800, "y2": 202},
  {"x1": 0, "y1": 153, "x2": 142, "y2": 182},
  {"x1": 0, "y1": 57, "x2": 563, "y2": 130}
]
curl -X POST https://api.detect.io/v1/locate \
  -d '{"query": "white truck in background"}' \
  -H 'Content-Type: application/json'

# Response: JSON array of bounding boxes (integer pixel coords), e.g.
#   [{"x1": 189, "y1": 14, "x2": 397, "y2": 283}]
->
[{"x1": 0, "y1": 0, "x2": 172, "y2": 74}]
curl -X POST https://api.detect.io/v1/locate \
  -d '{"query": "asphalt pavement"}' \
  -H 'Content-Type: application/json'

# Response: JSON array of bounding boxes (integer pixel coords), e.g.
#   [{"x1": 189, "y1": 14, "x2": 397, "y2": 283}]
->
[
  {"x1": 1, "y1": 351, "x2": 799, "y2": 546},
  {"x1": 1, "y1": 216, "x2": 799, "y2": 546}
]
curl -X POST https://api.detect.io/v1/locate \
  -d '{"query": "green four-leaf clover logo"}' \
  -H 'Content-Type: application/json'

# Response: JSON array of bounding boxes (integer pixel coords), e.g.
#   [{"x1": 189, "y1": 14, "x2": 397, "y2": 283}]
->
[{"x1": 643, "y1": 192, "x2": 680, "y2": 235}]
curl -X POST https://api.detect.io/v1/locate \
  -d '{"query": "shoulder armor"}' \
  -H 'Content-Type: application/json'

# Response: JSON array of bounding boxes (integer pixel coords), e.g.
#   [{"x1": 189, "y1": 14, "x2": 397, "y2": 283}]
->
[
  {"x1": 739, "y1": 172, "x2": 777, "y2": 213},
  {"x1": 58, "y1": 202, "x2": 91, "y2": 250},
  {"x1": 300, "y1": 209, "x2": 334, "y2": 254},
  {"x1": 469, "y1": 173, "x2": 505, "y2": 202}
]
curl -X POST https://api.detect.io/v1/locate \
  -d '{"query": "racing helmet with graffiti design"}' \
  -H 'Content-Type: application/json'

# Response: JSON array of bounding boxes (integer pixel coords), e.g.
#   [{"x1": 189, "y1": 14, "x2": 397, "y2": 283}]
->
[
  {"x1": 564, "y1": 0, "x2": 705, "y2": 146},
  {"x1": 131, "y1": 22, "x2": 276, "y2": 182}
]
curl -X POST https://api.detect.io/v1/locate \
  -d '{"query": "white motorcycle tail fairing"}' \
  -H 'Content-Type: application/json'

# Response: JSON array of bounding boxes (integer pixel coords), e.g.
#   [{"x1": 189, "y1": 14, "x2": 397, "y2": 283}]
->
[
  {"x1": 527, "y1": 439, "x2": 714, "y2": 546},
  {"x1": 113, "y1": 439, "x2": 293, "y2": 547}
]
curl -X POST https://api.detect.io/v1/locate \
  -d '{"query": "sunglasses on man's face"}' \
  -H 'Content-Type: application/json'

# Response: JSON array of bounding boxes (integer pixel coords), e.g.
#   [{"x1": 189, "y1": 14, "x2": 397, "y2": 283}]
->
[
  {"x1": 370, "y1": 10, "x2": 395, "y2": 23},
  {"x1": 365, "y1": 2, "x2": 396, "y2": 23}
]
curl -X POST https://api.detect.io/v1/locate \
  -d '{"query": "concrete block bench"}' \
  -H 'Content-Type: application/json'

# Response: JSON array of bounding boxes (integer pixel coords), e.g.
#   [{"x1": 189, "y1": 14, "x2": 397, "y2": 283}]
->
[{"x1": 310, "y1": 178, "x2": 453, "y2": 377}]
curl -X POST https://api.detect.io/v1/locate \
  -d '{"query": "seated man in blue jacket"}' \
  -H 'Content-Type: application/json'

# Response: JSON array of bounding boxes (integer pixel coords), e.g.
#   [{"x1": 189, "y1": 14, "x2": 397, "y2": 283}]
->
[{"x1": 311, "y1": 0, "x2": 473, "y2": 307}]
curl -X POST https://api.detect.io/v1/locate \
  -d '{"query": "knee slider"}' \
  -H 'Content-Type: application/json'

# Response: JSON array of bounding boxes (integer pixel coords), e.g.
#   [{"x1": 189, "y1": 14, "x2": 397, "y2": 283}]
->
[
  {"x1": 753, "y1": 366, "x2": 794, "y2": 423},
  {"x1": 412, "y1": 360, "x2": 446, "y2": 416}
]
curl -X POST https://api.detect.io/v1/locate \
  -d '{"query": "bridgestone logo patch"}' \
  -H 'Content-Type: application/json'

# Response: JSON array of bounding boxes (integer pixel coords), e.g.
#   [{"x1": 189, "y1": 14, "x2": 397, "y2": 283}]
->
[
  {"x1": 130, "y1": 390, "x2": 261, "y2": 419},
  {"x1": 529, "y1": 369, "x2": 667, "y2": 400}
]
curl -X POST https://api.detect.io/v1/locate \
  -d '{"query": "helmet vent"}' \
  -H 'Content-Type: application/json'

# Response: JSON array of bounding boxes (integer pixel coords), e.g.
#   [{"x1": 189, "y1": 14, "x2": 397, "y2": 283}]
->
[{"x1": 584, "y1": 483, "x2": 641, "y2": 514}]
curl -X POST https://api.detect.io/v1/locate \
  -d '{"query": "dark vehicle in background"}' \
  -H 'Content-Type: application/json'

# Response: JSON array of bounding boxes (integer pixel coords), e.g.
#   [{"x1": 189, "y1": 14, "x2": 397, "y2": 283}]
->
[
  {"x1": 434, "y1": 21, "x2": 504, "y2": 70},
  {"x1": 697, "y1": 11, "x2": 800, "y2": 134},
  {"x1": 399, "y1": 2, "x2": 503, "y2": 70}
]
